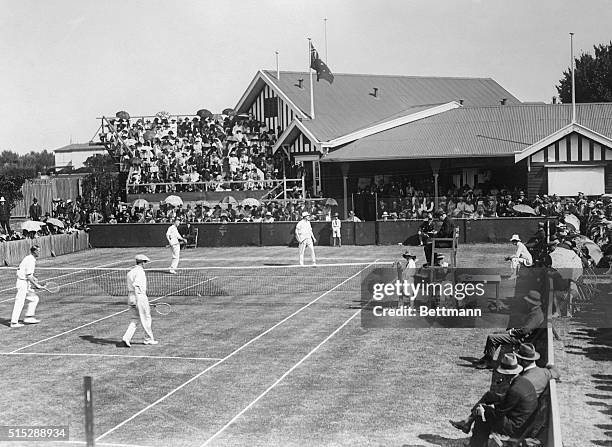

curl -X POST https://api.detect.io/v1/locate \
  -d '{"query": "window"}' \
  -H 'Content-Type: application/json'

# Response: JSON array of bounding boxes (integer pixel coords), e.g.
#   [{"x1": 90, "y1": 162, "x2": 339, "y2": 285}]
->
[{"x1": 264, "y1": 97, "x2": 278, "y2": 118}]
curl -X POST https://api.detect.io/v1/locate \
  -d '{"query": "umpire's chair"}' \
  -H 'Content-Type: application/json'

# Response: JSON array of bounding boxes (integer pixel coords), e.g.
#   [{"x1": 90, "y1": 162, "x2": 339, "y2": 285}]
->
[
  {"x1": 184, "y1": 228, "x2": 199, "y2": 249},
  {"x1": 430, "y1": 226, "x2": 460, "y2": 267}
]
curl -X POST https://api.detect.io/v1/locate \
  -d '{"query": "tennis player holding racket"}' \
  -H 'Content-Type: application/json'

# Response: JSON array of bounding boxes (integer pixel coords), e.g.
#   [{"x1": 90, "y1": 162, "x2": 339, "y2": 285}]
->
[
  {"x1": 121, "y1": 254, "x2": 158, "y2": 347},
  {"x1": 10, "y1": 245, "x2": 45, "y2": 327}
]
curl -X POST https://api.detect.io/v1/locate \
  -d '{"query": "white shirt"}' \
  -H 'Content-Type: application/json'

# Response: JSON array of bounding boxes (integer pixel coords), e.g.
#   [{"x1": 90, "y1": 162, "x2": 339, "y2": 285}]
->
[
  {"x1": 295, "y1": 219, "x2": 314, "y2": 243},
  {"x1": 166, "y1": 225, "x2": 182, "y2": 246},
  {"x1": 515, "y1": 241, "x2": 533, "y2": 265},
  {"x1": 332, "y1": 218, "x2": 341, "y2": 229},
  {"x1": 127, "y1": 265, "x2": 147, "y2": 296},
  {"x1": 17, "y1": 254, "x2": 36, "y2": 280}
]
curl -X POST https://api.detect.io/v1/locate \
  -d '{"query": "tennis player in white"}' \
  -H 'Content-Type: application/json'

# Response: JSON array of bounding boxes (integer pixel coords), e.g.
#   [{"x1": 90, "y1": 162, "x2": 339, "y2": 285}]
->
[
  {"x1": 10, "y1": 245, "x2": 44, "y2": 327},
  {"x1": 166, "y1": 218, "x2": 186, "y2": 274},
  {"x1": 121, "y1": 254, "x2": 157, "y2": 347},
  {"x1": 296, "y1": 211, "x2": 317, "y2": 266},
  {"x1": 331, "y1": 212, "x2": 341, "y2": 247}
]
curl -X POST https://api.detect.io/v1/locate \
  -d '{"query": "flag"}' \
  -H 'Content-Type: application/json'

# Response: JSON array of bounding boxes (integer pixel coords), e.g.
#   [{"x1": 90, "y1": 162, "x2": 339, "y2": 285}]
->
[{"x1": 310, "y1": 42, "x2": 334, "y2": 84}]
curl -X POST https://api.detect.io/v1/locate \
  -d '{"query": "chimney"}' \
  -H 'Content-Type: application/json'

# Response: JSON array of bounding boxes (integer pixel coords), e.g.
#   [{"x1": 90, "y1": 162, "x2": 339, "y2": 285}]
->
[
  {"x1": 371, "y1": 87, "x2": 379, "y2": 98},
  {"x1": 459, "y1": 99, "x2": 464, "y2": 105},
  {"x1": 552, "y1": 96, "x2": 557, "y2": 104},
  {"x1": 297, "y1": 79, "x2": 304, "y2": 89},
  {"x1": 500, "y1": 98, "x2": 507, "y2": 105}
]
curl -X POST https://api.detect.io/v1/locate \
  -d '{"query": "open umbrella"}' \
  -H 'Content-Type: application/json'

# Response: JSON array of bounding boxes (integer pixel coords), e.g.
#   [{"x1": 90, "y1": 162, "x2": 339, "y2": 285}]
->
[
  {"x1": 512, "y1": 204, "x2": 536, "y2": 215},
  {"x1": 156, "y1": 111, "x2": 170, "y2": 120},
  {"x1": 133, "y1": 199, "x2": 149, "y2": 209},
  {"x1": 21, "y1": 221, "x2": 45, "y2": 232},
  {"x1": 325, "y1": 198, "x2": 339, "y2": 207},
  {"x1": 241, "y1": 198, "x2": 261, "y2": 207},
  {"x1": 130, "y1": 157, "x2": 142, "y2": 165},
  {"x1": 563, "y1": 214, "x2": 581, "y2": 232},
  {"x1": 164, "y1": 195, "x2": 183, "y2": 207},
  {"x1": 222, "y1": 108, "x2": 235, "y2": 116},
  {"x1": 196, "y1": 109, "x2": 213, "y2": 119},
  {"x1": 220, "y1": 196, "x2": 238, "y2": 206},
  {"x1": 46, "y1": 218, "x2": 64, "y2": 228},
  {"x1": 550, "y1": 246, "x2": 583, "y2": 280},
  {"x1": 574, "y1": 236, "x2": 603, "y2": 266},
  {"x1": 115, "y1": 111, "x2": 130, "y2": 120}
]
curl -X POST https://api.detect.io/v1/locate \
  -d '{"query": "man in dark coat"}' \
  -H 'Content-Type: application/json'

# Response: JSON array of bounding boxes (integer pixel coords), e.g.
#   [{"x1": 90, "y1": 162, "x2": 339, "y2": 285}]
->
[
  {"x1": 0, "y1": 196, "x2": 11, "y2": 234},
  {"x1": 474, "y1": 290, "x2": 545, "y2": 369},
  {"x1": 423, "y1": 211, "x2": 455, "y2": 266},
  {"x1": 515, "y1": 343, "x2": 560, "y2": 397},
  {"x1": 452, "y1": 353, "x2": 539, "y2": 447},
  {"x1": 29, "y1": 198, "x2": 42, "y2": 221}
]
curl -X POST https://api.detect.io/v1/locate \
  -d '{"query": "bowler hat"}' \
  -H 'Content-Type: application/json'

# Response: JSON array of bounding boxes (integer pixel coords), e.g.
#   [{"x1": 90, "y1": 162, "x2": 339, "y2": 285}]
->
[
  {"x1": 515, "y1": 343, "x2": 541, "y2": 361},
  {"x1": 496, "y1": 353, "x2": 523, "y2": 375},
  {"x1": 523, "y1": 290, "x2": 542, "y2": 306}
]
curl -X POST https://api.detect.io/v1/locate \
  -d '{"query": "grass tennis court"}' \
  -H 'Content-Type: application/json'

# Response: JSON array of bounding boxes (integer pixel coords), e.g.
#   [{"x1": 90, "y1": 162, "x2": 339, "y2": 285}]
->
[{"x1": 0, "y1": 245, "x2": 549, "y2": 446}]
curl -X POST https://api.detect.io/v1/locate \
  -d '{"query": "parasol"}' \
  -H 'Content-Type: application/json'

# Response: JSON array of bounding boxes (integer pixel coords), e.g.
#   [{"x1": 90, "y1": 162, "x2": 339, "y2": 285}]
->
[
  {"x1": 46, "y1": 218, "x2": 64, "y2": 228},
  {"x1": 574, "y1": 235, "x2": 603, "y2": 266},
  {"x1": 241, "y1": 198, "x2": 261, "y2": 207},
  {"x1": 196, "y1": 109, "x2": 213, "y2": 119},
  {"x1": 550, "y1": 246, "x2": 583, "y2": 280},
  {"x1": 133, "y1": 199, "x2": 149, "y2": 209},
  {"x1": 222, "y1": 108, "x2": 235, "y2": 116},
  {"x1": 156, "y1": 111, "x2": 170, "y2": 120},
  {"x1": 115, "y1": 111, "x2": 130, "y2": 120},
  {"x1": 143, "y1": 130, "x2": 156, "y2": 141},
  {"x1": 21, "y1": 221, "x2": 46, "y2": 232},
  {"x1": 325, "y1": 198, "x2": 339, "y2": 207},
  {"x1": 220, "y1": 196, "x2": 238, "y2": 206},
  {"x1": 164, "y1": 195, "x2": 183, "y2": 207},
  {"x1": 512, "y1": 204, "x2": 536, "y2": 215},
  {"x1": 563, "y1": 214, "x2": 581, "y2": 232},
  {"x1": 130, "y1": 157, "x2": 142, "y2": 165}
]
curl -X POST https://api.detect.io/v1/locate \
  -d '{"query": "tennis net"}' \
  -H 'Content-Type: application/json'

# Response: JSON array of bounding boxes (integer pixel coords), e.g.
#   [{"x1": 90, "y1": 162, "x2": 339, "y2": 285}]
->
[{"x1": 0, "y1": 262, "x2": 391, "y2": 298}]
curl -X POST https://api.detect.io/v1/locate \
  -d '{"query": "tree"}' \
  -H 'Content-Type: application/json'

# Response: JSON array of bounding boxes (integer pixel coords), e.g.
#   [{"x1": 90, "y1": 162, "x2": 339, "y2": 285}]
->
[
  {"x1": 557, "y1": 41, "x2": 612, "y2": 103},
  {"x1": 0, "y1": 150, "x2": 55, "y2": 178},
  {"x1": 80, "y1": 154, "x2": 121, "y2": 213},
  {"x1": 0, "y1": 174, "x2": 25, "y2": 210}
]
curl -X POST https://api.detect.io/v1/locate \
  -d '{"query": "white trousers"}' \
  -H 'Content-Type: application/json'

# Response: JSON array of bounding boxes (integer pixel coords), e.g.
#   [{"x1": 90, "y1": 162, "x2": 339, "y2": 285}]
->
[
  {"x1": 170, "y1": 243, "x2": 180, "y2": 270},
  {"x1": 299, "y1": 238, "x2": 316, "y2": 265},
  {"x1": 123, "y1": 293, "x2": 155, "y2": 343},
  {"x1": 11, "y1": 280, "x2": 39, "y2": 324}
]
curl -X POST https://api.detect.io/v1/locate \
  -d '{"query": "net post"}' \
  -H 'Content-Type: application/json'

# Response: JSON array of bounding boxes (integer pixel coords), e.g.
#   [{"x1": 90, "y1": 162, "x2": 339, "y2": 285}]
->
[{"x1": 84, "y1": 376, "x2": 95, "y2": 447}]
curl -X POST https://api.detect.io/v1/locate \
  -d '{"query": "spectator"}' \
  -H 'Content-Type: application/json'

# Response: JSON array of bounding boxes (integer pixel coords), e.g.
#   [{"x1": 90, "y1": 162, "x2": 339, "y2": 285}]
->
[
  {"x1": 29, "y1": 198, "x2": 42, "y2": 221},
  {"x1": 0, "y1": 196, "x2": 11, "y2": 234}
]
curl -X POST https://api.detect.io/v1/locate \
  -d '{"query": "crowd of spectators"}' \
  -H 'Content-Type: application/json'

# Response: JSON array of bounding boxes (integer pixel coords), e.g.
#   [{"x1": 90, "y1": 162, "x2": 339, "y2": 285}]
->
[{"x1": 99, "y1": 113, "x2": 303, "y2": 195}]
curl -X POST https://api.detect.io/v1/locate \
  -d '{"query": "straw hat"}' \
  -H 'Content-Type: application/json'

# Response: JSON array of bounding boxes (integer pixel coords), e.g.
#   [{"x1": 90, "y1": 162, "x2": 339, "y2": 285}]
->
[
  {"x1": 496, "y1": 353, "x2": 523, "y2": 375},
  {"x1": 135, "y1": 254, "x2": 150, "y2": 263},
  {"x1": 523, "y1": 290, "x2": 542, "y2": 306},
  {"x1": 510, "y1": 234, "x2": 521, "y2": 242}
]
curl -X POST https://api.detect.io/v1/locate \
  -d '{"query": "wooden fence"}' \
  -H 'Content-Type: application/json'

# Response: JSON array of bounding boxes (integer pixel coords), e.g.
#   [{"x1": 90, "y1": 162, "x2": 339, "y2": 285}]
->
[{"x1": 0, "y1": 231, "x2": 89, "y2": 266}]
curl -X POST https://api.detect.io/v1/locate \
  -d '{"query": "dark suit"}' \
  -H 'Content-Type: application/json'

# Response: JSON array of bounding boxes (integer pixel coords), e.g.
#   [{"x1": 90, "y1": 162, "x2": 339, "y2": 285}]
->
[
  {"x1": 483, "y1": 305, "x2": 545, "y2": 359},
  {"x1": 470, "y1": 375, "x2": 538, "y2": 446},
  {"x1": 29, "y1": 203, "x2": 42, "y2": 221},
  {"x1": 424, "y1": 216, "x2": 455, "y2": 264},
  {"x1": 0, "y1": 201, "x2": 11, "y2": 233},
  {"x1": 522, "y1": 365, "x2": 560, "y2": 397}
]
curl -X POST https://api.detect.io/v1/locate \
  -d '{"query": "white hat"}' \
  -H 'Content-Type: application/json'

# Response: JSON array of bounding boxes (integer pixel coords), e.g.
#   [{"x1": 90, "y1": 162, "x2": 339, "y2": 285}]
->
[
  {"x1": 510, "y1": 234, "x2": 520, "y2": 242},
  {"x1": 0, "y1": 196, "x2": 4, "y2": 201},
  {"x1": 135, "y1": 254, "x2": 150, "y2": 263},
  {"x1": 301, "y1": 211, "x2": 309, "y2": 217}
]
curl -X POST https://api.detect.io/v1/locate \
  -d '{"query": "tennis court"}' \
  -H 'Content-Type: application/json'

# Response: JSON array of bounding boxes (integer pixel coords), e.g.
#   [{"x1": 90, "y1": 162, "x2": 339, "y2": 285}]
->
[{"x1": 0, "y1": 245, "x2": 506, "y2": 447}]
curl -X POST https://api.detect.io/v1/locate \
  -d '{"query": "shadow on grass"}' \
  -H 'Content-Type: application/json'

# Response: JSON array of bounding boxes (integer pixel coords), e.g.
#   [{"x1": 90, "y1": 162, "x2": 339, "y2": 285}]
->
[
  {"x1": 0, "y1": 317, "x2": 12, "y2": 327},
  {"x1": 80, "y1": 334, "x2": 119, "y2": 345},
  {"x1": 418, "y1": 434, "x2": 469, "y2": 446}
]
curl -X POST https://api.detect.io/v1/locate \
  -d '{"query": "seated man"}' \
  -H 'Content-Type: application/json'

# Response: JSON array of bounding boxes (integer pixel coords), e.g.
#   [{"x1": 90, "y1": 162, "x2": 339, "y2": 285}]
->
[
  {"x1": 474, "y1": 290, "x2": 545, "y2": 369},
  {"x1": 505, "y1": 234, "x2": 533, "y2": 279},
  {"x1": 450, "y1": 353, "x2": 538, "y2": 447},
  {"x1": 417, "y1": 213, "x2": 435, "y2": 246},
  {"x1": 423, "y1": 211, "x2": 455, "y2": 266}
]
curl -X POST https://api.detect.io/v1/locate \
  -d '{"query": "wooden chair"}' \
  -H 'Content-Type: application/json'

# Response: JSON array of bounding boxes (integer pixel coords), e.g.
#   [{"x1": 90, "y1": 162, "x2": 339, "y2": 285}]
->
[
  {"x1": 184, "y1": 228, "x2": 198, "y2": 249},
  {"x1": 430, "y1": 226, "x2": 460, "y2": 267}
]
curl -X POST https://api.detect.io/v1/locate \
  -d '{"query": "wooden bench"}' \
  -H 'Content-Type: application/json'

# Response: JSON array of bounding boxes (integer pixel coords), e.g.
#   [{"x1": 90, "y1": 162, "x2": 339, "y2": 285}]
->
[
  {"x1": 430, "y1": 226, "x2": 460, "y2": 267},
  {"x1": 457, "y1": 273, "x2": 502, "y2": 309},
  {"x1": 184, "y1": 228, "x2": 199, "y2": 249}
]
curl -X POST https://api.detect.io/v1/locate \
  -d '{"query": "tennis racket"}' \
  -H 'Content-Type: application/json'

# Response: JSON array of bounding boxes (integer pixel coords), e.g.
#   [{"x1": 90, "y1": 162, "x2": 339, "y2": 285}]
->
[
  {"x1": 151, "y1": 302, "x2": 172, "y2": 315},
  {"x1": 41, "y1": 281, "x2": 60, "y2": 293}
]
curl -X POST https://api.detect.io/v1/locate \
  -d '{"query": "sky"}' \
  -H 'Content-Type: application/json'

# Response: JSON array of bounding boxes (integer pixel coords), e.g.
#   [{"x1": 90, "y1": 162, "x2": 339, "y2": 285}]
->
[{"x1": 1, "y1": 0, "x2": 611, "y2": 154}]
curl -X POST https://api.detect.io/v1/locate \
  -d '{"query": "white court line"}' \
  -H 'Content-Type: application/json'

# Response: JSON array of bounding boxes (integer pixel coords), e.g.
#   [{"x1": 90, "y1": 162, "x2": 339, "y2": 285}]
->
[
  {"x1": 56, "y1": 440, "x2": 154, "y2": 447},
  {"x1": 201, "y1": 296, "x2": 367, "y2": 446},
  {"x1": 95, "y1": 260, "x2": 378, "y2": 442},
  {"x1": 0, "y1": 258, "x2": 132, "y2": 302},
  {"x1": 8, "y1": 277, "x2": 217, "y2": 353},
  {"x1": 2, "y1": 352, "x2": 222, "y2": 361}
]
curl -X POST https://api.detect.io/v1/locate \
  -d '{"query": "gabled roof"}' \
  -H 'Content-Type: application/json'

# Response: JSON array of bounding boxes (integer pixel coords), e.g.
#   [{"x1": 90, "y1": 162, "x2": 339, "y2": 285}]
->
[
  {"x1": 236, "y1": 70, "x2": 521, "y2": 143},
  {"x1": 54, "y1": 143, "x2": 106, "y2": 153},
  {"x1": 321, "y1": 103, "x2": 612, "y2": 162}
]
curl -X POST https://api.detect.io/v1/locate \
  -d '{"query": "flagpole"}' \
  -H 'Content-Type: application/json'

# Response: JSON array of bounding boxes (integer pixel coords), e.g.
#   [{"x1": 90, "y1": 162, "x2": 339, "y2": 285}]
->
[
  {"x1": 308, "y1": 38, "x2": 315, "y2": 120},
  {"x1": 324, "y1": 18, "x2": 328, "y2": 63},
  {"x1": 570, "y1": 32, "x2": 576, "y2": 123},
  {"x1": 275, "y1": 50, "x2": 280, "y2": 80}
]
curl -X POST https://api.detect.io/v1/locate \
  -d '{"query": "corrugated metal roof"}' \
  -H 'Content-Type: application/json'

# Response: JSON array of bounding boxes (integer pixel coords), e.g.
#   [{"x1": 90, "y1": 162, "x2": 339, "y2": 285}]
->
[
  {"x1": 263, "y1": 70, "x2": 521, "y2": 142},
  {"x1": 54, "y1": 143, "x2": 106, "y2": 153},
  {"x1": 322, "y1": 103, "x2": 612, "y2": 162}
]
